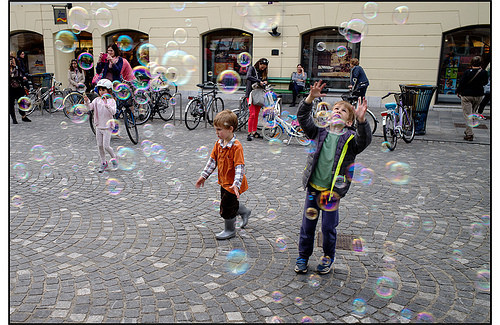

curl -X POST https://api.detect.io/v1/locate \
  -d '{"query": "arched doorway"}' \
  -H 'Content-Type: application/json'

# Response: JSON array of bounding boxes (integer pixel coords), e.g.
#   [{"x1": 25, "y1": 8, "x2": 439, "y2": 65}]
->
[
  {"x1": 203, "y1": 29, "x2": 253, "y2": 84},
  {"x1": 106, "y1": 30, "x2": 149, "y2": 68},
  {"x1": 10, "y1": 31, "x2": 45, "y2": 74},
  {"x1": 436, "y1": 25, "x2": 490, "y2": 103},
  {"x1": 301, "y1": 27, "x2": 360, "y2": 91}
]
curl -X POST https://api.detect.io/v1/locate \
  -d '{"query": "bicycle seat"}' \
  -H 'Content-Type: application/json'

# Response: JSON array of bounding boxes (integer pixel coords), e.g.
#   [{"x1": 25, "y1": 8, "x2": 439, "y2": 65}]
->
[
  {"x1": 196, "y1": 83, "x2": 216, "y2": 90},
  {"x1": 385, "y1": 103, "x2": 397, "y2": 110},
  {"x1": 288, "y1": 114, "x2": 297, "y2": 120}
]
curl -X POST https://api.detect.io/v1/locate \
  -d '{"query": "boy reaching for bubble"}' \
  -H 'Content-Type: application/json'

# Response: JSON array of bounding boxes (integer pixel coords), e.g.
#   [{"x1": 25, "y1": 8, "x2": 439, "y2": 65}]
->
[
  {"x1": 295, "y1": 80, "x2": 372, "y2": 274},
  {"x1": 195, "y1": 110, "x2": 252, "y2": 240}
]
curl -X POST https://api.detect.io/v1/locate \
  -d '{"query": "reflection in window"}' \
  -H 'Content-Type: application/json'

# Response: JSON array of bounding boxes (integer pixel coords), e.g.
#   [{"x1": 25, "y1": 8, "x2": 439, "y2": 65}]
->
[
  {"x1": 203, "y1": 29, "x2": 253, "y2": 84},
  {"x1": 10, "y1": 31, "x2": 45, "y2": 73},
  {"x1": 301, "y1": 28, "x2": 360, "y2": 90},
  {"x1": 437, "y1": 26, "x2": 490, "y2": 103},
  {"x1": 106, "y1": 30, "x2": 149, "y2": 68}
]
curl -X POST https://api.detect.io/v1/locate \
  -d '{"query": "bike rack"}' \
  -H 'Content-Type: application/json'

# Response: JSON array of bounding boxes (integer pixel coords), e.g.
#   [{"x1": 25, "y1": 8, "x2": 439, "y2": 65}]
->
[{"x1": 171, "y1": 92, "x2": 183, "y2": 126}]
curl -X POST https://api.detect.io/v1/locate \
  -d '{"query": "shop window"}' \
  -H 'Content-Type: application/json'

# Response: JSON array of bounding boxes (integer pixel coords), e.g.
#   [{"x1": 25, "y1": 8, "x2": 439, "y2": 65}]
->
[
  {"x1": 203, "y1": 29, "x2": 253, "y2": 84},
  {"x1": 106, "y1": 30, "x2": 149, "y2": 68},
  {"x1": 10, "y1": 31, "x2": 45, "y2": 73},
  {"x1": 301, "y1": 28, "x2": 360, "y2": 91},
  {"x1": 436, "y1": 25, "x2": 490, "y2": 103}
]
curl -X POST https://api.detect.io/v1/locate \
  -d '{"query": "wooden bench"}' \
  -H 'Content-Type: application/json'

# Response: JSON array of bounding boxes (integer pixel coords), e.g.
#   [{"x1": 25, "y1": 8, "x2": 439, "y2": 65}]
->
[{"x1": 267, "y1": 77, "x2": 310, "y2": 96}]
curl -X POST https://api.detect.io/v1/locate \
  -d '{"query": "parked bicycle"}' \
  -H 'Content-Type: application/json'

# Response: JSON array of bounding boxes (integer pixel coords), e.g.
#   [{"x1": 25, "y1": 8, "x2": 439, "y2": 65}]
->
[
  {"x1": 25, "y1": 76, "x2": 66, "y2": 115},
  {"x1": 261, "y1": 87, "x2": 310, "y2": 145},
  {"x1": 87, "y1": 89, "x2": 139, "y2": 145},
  {"x1": 184, "y1": 81, "x2": 224, "y2": 130},
  {"x1": 340, "y1": 90, "x2": 378, "y2": 135},
  {"x1": 134, "y1": 82, "x2": 178, "y2": 124},
  {"x1": 381, "y1": 91, "x2": 416, "y2": 151}
]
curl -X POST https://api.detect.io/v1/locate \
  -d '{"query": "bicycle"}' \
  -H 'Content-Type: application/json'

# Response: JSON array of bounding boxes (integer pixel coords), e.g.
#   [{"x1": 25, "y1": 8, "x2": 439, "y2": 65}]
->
[
  {"x1": 139, "y1": 82, "x2": 178, "y2": 123},
  {"x1": 184, "y1": 81, "x2": 224, "y2": 130},
  {"x1": 25, "y1": 76, "x2": 66, "y2": 115},
  {"x1": 87, "y1": 90, "x2": 139, "y2": 145},
  {"x1": 380, "y1": 91, "x2": 416, "y2": 151},
  {"x1": 232, "y1": 96, "x2": 250, "y2": 131},
  {"x1": 261, "y1": 88, "x2": 310, "y2": 146}
]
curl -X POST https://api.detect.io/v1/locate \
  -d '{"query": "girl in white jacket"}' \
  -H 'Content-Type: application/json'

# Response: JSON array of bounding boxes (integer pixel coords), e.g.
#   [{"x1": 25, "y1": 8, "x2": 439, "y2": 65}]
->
[{"x1": 83, "y1": 79, "x2": 118, "y2": 173}]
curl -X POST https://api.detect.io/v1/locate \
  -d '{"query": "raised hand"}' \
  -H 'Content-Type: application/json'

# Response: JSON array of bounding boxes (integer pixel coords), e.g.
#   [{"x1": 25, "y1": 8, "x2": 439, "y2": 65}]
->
[
  {"x1": 305, "y1": 80, "x2": 328, "y2": 104},
  {"x1": 356, "y1": 96, "x2": 368, "y2": 123}
]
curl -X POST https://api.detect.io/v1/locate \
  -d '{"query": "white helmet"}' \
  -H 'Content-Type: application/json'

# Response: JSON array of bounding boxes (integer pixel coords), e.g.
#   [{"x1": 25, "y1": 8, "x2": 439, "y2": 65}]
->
[{"x1": 96, "y1": 78, "x2": 113, "y2": 89}]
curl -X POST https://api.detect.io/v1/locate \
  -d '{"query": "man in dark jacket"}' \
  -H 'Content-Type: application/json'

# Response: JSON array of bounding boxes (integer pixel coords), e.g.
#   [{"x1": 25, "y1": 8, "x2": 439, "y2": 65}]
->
[
  {"x1": 456, "y1": 56, "x2": 489, "y2": 141},
  {"x1": 294, "y1": 80, "x2": 371, "y2": 275},
  {"x1": 349, "y1": 58, "x2": 369, "y2": 98}
]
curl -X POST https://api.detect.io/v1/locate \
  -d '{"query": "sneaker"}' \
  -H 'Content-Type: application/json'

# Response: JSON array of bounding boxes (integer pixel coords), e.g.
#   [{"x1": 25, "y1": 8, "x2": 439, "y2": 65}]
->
[
  {"x1": 317, "y1": 256, "x2": 333, "y2": 274},
  {"x1": 464, "y1": 135, "x2": 474, "y2": 141},
  {"x1": 98, "y1": 162, "x2": 108, "y2": 173},
  {"x1": 110, "y1": 159, "x2": 118, "y2": 170},
  {"x1": 22, "y1": 116, "x2": 31, "y2": 122},
  {"x1": 294, "y1": 257, "x2": 308, "y2": 274},
  {"x1": 247, "y1": 134, "x2": 253, "y2": 141},
  {"x1": 478, "y1": 114, "x2": 486, "y2": 120}
]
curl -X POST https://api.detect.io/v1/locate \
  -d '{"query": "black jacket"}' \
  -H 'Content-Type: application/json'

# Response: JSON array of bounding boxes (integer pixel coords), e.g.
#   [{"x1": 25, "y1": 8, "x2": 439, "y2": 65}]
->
[
  {"x1": 245, "y1": 65, "x2": 265, "y2": 98},
  {"x1": 456, "y1": 68, "x2": 488, "y2": 97},
  {"x1": 297, "y1": 99, "x2": 372, "y2": 198}
]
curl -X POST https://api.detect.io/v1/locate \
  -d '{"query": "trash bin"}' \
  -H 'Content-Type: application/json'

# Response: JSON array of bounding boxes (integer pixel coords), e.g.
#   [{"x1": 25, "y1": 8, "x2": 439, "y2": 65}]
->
[{"x1": 399, "y1": 84, "x2": 437, "y2": 135}]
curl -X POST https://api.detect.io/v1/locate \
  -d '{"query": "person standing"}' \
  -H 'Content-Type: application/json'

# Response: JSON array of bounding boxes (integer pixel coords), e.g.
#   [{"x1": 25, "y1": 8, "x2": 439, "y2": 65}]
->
[
  {"x1": 68, "y1": 59, "x2": 85, "y2": 91},
  {"x1": 9, "y1": 56, "x2": 31, "y2": 123},
  {"x1": 456, "y1": 56, "x2": 489, "y2": 141},
  {"x1": 245, "y1": 58, "x2": 269, "y2": 141},
  {"x1": 478, "y1": 63, "x2": 490, "y2": 119},
  {"x1": 96, "y1": 44, "x2": 126, "y2": 82},
  {"x1": 16, "y1": 50, "x2": 29, "y2": 86},
  {"x1": 348, "y1": 58, "x2": 369, "y2": 98},
  {"x1": 290, "y1": 64, "x2": 307, "y2": 107}
]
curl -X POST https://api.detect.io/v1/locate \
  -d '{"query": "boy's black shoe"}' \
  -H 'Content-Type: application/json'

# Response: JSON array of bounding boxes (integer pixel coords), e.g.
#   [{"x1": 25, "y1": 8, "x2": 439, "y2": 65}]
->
[
  {"x1": 464, "y1": 135, "x2": 474, "y2": 141},
  {"x1": 22, "y1": 117, "x2": 31, "y2": 122}
]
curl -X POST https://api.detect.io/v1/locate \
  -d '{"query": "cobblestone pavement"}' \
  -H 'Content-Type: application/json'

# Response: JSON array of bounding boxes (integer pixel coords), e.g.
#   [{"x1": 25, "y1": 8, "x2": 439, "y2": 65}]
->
[{"x1": 10, "y1": 104, "x2": 490, "y2": 323}]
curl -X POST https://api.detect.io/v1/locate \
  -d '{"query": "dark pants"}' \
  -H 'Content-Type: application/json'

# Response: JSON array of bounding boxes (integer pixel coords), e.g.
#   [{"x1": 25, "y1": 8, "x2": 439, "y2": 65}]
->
[
  {"x1": 220, "y1": 187, "x2": 239, "y2": 220},
  {"x1": 292, "y1": 83, "x2": 304, "y2": 104},
  {"x1": 356, "y1": 86, "x2": 368, "y2": 98},
  {"x1": 9, "y1": 86, "x2": 26, "y2": 123},
  {"x1": 478, "y1": 93, "x2": 490, "y2": 114},
  {"x1": 298, "y1": 187, "x2": 340, "y2": 260}
]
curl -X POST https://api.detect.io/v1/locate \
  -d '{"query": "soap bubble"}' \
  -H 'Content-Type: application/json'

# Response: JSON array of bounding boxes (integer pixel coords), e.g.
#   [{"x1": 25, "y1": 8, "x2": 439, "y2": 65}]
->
[
  {"x1": 339, "y1": 21, "x2": 348, "y2": 36},
  {"x1": 95, "y1": 7, "x2": 112, "y2": 27},
  {"x1": 163, "y1": 123, "x2": 175, "y2": 138},
  {"x1": 165, "y1": 40, "x2": 180, "y2": 55},
  {"x1": 55, "y1": 30, "x2": 78, "y2": 53},
  {"x1": 170, "y1": 2, "x2": 186, "y2": 11},
  {"x1": 134, "y1": 89, "x2": 149, "y2": 105},
  {"x1": 225, "y1": 249, "x2": 249, "y2": 275},
  {"x1": 466, "y1": 114, "x2": 480, "y2": 127},
  {"x1": 268, "y1": 138, "x2": 283, "y2": 154},
  {"x1": 317, "y1": 191, "x2": 339, "y2": 211},
  {"x1": 68, "y1": 6, "x2": 90, "y2": 31},
  {"x1": 30, "y1": 145, "x2": 46, "y2": 161},
  {"x1": 267, "y1": 208, "x2": 277, "y2": 220},
  {"x1": 480, "y1": 215, "x2": 490, "y2": 226},
  {"x1": 143, "y1": 124, "x2": 154, "y2": 138},
  {"x1": 336, "y1": 46, "x2": 348, "y2": 57},
  {"x1": 17, "y1": 97, "x2": 32, "y2": 111},
  {"x1": 116, "y1": 147, "x2": 137, "y2": 171},
  {"x1": 352, "y1": 237, "x2": 365, "y2": 252},
  {"x1": 117, "y1": 35, "x2": 133, "y2": 52},
  {"x1": 272, "y1": 291, "x2": 283, "y2": 302},
  {"x1": 237, "y1": 52, "x2": 252, "y2": 67},
  {"x1": 106, "y1": 178, "x2": 123, "y2": 195},
  {"x1": 196, "y1": 146, "x2": 209, "y2": 159},
  {"x1": 305, "y1": 207, "x2": 318, "y2": 220},
  {"x1": 41, "y1": 164, "x2": 52, "y2": 177},
  {"x1": 475, "y1": 269, "x2": 490, "y2": 292},
  {"x1": 185, "y1": 18, "x2": 192, "y2": 26},
  {"x1": 77, "y1": 52, "x2": 94, "y2": 70},
  {"x1": 243, "y1": 2, "x2": 281, "y2": 33},
  {"x1": 352, "y1": 298, "x2": 367, "y2": 315},
  {"x1": 13, "y1": 163, "x2": 29, "y2": 180},
  {"x1": 294, "y1": 297, "x2": 303, "y2": 306},
  {"x1": 67, "y1": 104, "x2": 88, "y2": 124},
  {"x1": 217, "y1": 70, "x2": 241, "y2": 94},
  {"x1": 316, "y1": 42, "x2": 326, "y2": 52},
  {"x1": 114, "y1": 83, "x2": 131, "y2": 100},
  {"x1": 415, "y1": 312, "x2": 434, "y2": 323},
  {"x1": 345, "y1": 19, "x2": 368, "y2": 43},
  {"x1": 385, "y1": 161, "x2": 411, "y2": 185},
  {"x1": 301, "y1": 316, "x2": 314, "y2": 323},
  {"x1": 401, "y1": 308, "x2": 413, "y2": 320},
  {"x1": 470, "y1": 222, "x2": 485, "y2": 237},
  {"x1": 11, "y1": 195, "x2": 23, "y2": 208},
  {"x1": 374, "y1": 276, "x2": 395, "y2": 298},
  {"x1": 363, "y1": 2, "x2": 378, "y2": 19},
  {"x1": 307, "y1": 274, "x2": 320, "y2": 287},
  {"x1": 173, "y1": 28, "x2": 188, "y2": 44},
  {"x1": 270, "y1": 316, "x2": 284, "y2": 323},
  {"x1": 53, "y1": 97, "x2": 64, "y2": 110},
  {"x1": 393, "y1": 6, "x2": 409, "y2": 24},
  {"x1": 236, "y1": 2, "x2": 249, "y2": 16},
  {"x1": 160, "y1": 50, "x2": 195, "y2": 86},
  {"x1": 137, "y1": 43, "x2": 159, "y2": 67},
  {"x1": 275, "y1": 237, "x2": 287, "y2": 251},
  {"x1": 451, "y1": 249, "x2": 462, "y2": 261}
]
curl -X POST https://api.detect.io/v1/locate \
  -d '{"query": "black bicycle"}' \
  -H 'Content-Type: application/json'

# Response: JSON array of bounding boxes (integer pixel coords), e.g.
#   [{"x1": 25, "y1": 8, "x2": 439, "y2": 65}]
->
[
  {"x1": 184, "y1": 82, "x2": 224, "y2": 130},
  {"x1": 232, "y1": 95, "x2": 250, "y2": 131},
  {"x1": 341, "y1": 90, "x2": 378, "y2": 135},
  {"x1": 88, "y1": 93, "x2": 138, "y2": 145}
]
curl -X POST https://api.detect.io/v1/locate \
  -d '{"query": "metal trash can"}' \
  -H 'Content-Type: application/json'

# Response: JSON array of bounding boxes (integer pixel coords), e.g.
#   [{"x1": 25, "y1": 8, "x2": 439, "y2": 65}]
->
[{"x1": 399, "y1": 84, "x2": 437, "y2": 135}]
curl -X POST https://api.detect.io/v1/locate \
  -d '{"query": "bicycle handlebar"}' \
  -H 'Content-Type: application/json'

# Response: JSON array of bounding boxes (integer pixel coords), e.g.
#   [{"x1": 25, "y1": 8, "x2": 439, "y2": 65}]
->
[{"x1": 381, "y1": 92, "x2": 400, "y2": 99}]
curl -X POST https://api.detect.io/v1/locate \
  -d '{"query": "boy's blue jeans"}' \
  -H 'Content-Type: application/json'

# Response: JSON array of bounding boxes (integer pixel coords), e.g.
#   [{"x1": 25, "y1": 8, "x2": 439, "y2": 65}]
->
[{"x1": 298, "y1": 186, "x2": 339, "y2": 260}]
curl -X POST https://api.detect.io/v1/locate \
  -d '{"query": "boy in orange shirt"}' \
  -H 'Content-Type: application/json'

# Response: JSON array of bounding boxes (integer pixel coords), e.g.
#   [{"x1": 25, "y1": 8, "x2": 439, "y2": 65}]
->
[{"x1": 196, "y1": 110, "x2": 251, "y2": 240}]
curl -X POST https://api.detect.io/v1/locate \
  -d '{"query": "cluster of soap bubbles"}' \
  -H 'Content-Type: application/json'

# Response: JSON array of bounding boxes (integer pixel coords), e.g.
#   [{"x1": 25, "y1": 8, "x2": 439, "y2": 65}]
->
[
  {"x1": 225, "y1": 249, "x2": 249, "y2": 275},
  {"x1": 140, "y1": 140, "x2": 172, "y2": 168},
  {"x1": 236, "y1": 2, "x2": 281, "y2": 34},
  {"x1": 346, "y1": 162, "x2": 375, "y2": 186}
]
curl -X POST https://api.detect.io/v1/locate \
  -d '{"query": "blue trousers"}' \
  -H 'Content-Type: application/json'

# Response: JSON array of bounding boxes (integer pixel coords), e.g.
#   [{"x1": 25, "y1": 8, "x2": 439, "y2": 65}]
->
[{"x1": 298, "y1": 187, "x2": 339, "y2": 260}]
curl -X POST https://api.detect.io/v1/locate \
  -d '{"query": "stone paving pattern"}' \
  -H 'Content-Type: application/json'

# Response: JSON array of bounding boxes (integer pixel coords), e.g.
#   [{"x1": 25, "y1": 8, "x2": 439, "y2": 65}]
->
[{"x1": 10, "y1": 100, "x2": 490, "y2": 323}]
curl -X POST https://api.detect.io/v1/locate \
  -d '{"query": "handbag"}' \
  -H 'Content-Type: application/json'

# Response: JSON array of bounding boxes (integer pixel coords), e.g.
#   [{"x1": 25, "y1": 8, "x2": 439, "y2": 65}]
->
[
  {"x1": 92, "y1": 72, "x2": 103, "y2": 85},
  {"x1": 250, "y1": 88, "x2": 266, "y2": 106}
]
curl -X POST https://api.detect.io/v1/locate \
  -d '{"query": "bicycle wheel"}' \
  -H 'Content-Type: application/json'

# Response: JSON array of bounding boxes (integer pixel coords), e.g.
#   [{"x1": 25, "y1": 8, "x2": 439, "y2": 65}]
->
[
  {"x1": 366, "y1": 109, "x2": 378, "y2": 135},
  {"x1": 46, "y1": 90, "x2": 64, "y2": 113},
  {"x1": 132, "y1": 101, "x2": 151, "y2": 125},
  {"x1": 157, "y1": 91, "x2": 174, "y2": 121},
  {"x1": 383, "y1": 114, "x2": 397, "y2": 151},
  {"x1": 207, "y1": 97, "x2": 224, "y2": 125},
  {"x1": 401, "y1": 108, "x2": 415, "y2": 143},
  {"x1": 262, "y1": 123, "x2": 283, "y2": 140},
  {"x1": 124, "y1": 109, "x2": 139, "y2": 144},
  {"x1": 236, "y1": 97, "x2": 249, "y2": 131},
  {"x1": 63, "y1": 92, "x2": 84, "y2": 118},
  {"x1": 294, "y1": 126, "x2": 312, "y2": 146},
  {"x1": 185, "y1": 99, "x2": 203, "y2": 130},
  {"x1": 88, "y1": 110, "x2": 96, "y2": 135},
  {"x1": 25, "y1": 93, "x2": 40, "y2": 116}
]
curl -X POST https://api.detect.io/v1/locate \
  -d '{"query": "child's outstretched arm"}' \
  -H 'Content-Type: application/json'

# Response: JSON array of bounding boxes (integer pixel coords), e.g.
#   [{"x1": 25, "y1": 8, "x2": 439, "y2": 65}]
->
[
  {"x1": 196, "y1": 156, "x2": 217, "y2": 188},
  {"x1": 195, "y1": 176, "x2": 206, "y2": 188},
  {"x1": 356, "y1": 96, "x2": 368, "y2": 123}
]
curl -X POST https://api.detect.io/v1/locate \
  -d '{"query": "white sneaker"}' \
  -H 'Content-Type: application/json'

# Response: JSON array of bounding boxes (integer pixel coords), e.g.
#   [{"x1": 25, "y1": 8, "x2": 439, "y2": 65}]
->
[
  {"x1": 110, "y1": 159, "x2": 118, "y2": 170},
  {"x1": 98, "y1": 162, "x2": 108, "y2": 173}
]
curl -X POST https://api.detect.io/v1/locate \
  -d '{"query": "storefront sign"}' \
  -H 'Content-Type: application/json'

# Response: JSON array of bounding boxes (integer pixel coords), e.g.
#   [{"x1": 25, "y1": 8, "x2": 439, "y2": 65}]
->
[{"x1": 53, "y1": 7, "x2": 67, "y2": 24}]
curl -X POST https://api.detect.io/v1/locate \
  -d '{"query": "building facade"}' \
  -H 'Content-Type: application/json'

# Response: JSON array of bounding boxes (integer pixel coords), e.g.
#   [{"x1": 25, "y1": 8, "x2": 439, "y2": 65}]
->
[{"x1": 10, "y1": 2, "x2": 491, "y2": 104}]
